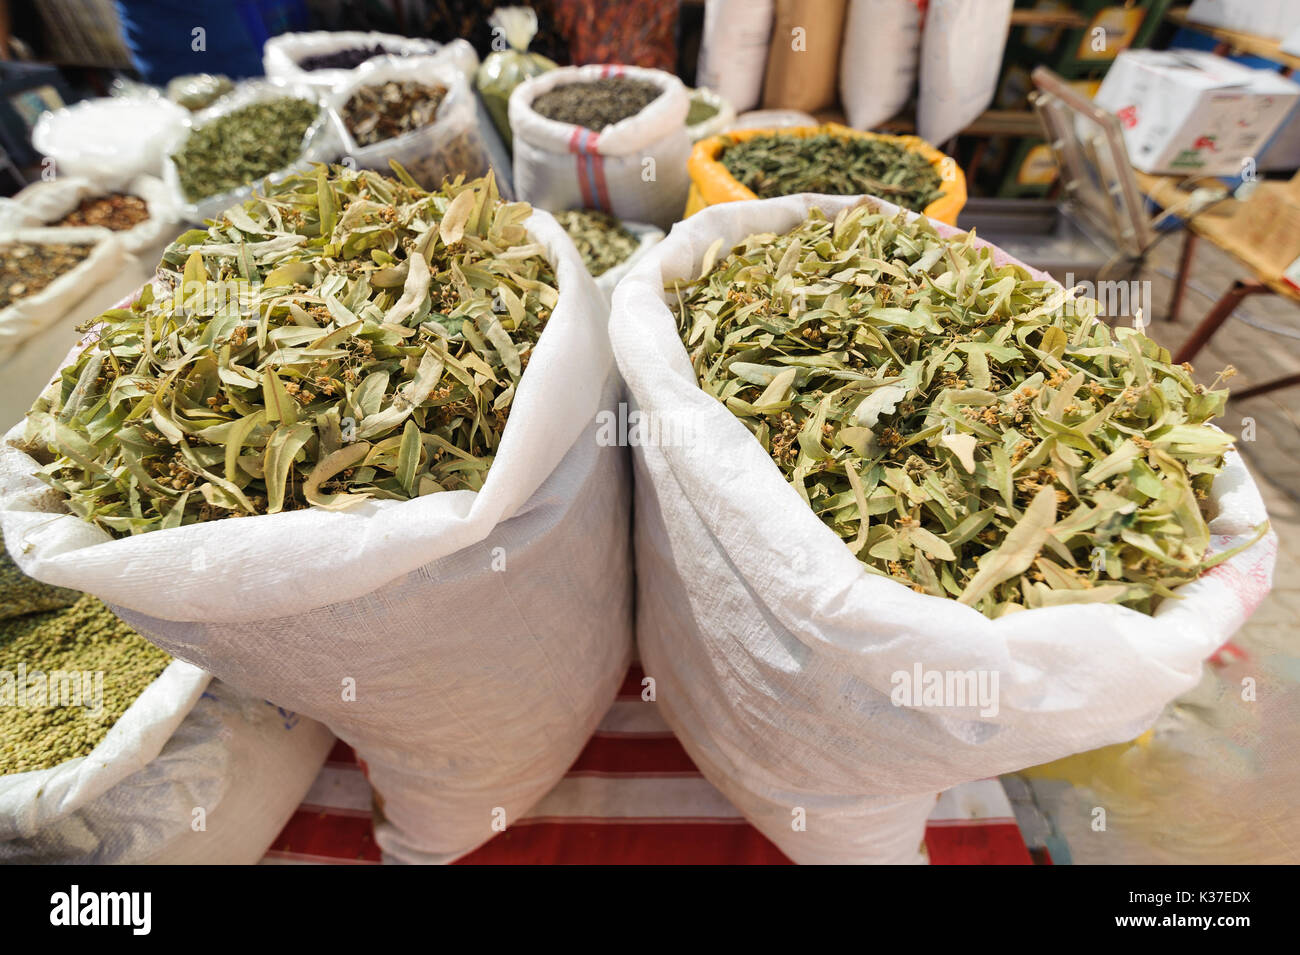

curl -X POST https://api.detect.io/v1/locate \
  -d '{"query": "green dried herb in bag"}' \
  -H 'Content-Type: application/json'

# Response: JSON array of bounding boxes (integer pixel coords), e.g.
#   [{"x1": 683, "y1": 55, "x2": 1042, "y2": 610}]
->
[
  {"x1": 554, "y1": 208, "x2": 639, "y2": 276},
  {"x1": 671, "y1": 202, "x2": 1267, "y2": 617},
  {"x1": 24, "y1": 165, "x2": 559, "y2": 538}
]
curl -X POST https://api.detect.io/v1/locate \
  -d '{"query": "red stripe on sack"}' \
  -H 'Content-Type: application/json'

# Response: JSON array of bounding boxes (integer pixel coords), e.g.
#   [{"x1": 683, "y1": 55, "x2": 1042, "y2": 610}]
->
[
  {"x1": 589, "y1": 133, "x2": 612, "y2": 212},
  {"x1": 925, "y1": 822, "x2": 1033, "y2": 865},
  {"x1": 327, "y1": 739, "x2": 357, "y2": 765},
  {"x1": 617, "y1": 664, "x2": 647, "y2": 699},
  {"x1": 268, "y1": 809, "x2": 381, "y2": 863},
  {"x1": 454, "y1": 821, "x2": 795, "y2": 865},
  {"x1": 569, "y1": 127, "x2": 596, "y2": 208},
  {"x1": 567, "y1": 734, "x2": 700, "y2": 775}
]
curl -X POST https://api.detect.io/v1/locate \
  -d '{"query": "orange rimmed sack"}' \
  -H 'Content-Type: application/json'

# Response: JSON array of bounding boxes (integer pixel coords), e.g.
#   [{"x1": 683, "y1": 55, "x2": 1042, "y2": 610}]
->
[{"x1": 685, "y1": 122, "x2": 966, "y2": 225}]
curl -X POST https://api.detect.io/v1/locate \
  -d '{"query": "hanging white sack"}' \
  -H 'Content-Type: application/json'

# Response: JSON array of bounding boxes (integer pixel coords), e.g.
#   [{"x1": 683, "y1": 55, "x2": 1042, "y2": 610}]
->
[
  {"x1": 0, "y1": 227, "x2": 127, "y2": 368},
  {"x1": 162, "y1": 78, "x2": 334, "y2": 225},
  {"x1": 510, "y1": 65, "x2": 691, "y2": 231},
  {"x1": 263, "y1": 31, "x2": 474, "y2": 91},
  {"x1": 0, "y1": 207, "x2": 634, "y2": 865},
  {"x1": 607, "y1": 192, "x2": 1277, "y2": 864},
  {"x1": 0, "y1": 174, "x2": 180, "y2": 260},
  {"x1": 696, "y1": 0, "x2": 775, "y2": 114},
  {"x1": 325, "y1": 57, "x2": 489, "y2": 191},
  {"x1": 840, "y1": 0, "x2": 923, "y2": 130},
  {"x1": 917, "y1": 0, "x2": 1014, "y2": 146},
  {"x1": 0, "y1": 671, "x2": 334, "y2": 863}
]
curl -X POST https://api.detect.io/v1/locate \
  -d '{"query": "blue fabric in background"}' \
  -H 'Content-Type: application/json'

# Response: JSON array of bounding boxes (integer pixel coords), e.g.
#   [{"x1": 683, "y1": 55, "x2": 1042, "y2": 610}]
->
[{"x1": 113, "y1": 0, "x2": 310, "y2": 84}]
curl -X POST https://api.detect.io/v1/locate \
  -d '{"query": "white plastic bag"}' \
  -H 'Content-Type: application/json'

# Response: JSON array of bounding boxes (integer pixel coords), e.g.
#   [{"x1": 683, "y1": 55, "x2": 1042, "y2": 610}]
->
[
  {"x1": 608, "y1": 193, "x2": 1277, "y2": 864},
  {"x1": 0, "y1": 208, "x2": 634, "y2": 864},
  {"x1": 510, "y1": 65, "x2": 691, "y2": 231},
  {"x1": 0, "y1": 227, "x2": 127, "y2": 367},
  {"x1": 918, "y1": 0, "x2": 1014, "y2": 145},
  {"x1": 687, "y1": 88, "x2": 736, "y2": 143},
  {"x1": 325, "y1": 57, "x2": 489, "y2": 191},
  {"x1": 696, "y1": 0, "x2": 775, "y2": 114},
  {"x1": 31, "y1": 95, "x2": 189, "y2": 188},
  {"x1": 163, "y1": 79, "x2": 334, "y2": 225},
  {"x1": 0, "y1": 673, "x2": 335, "y2": 863},
  {"x1": 263, "y1": 31, "x2": 473, "y2": 92},
  {"x1": 840, "y1": 0, "x2": 923, "y2": 130},
  {"x1": 0, "y1": 175, "x2": 180, "y2": 258}
]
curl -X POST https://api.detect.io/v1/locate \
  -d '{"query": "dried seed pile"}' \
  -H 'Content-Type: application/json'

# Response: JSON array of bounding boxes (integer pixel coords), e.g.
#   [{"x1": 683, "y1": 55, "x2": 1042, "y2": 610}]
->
[
  {"x1": 0, "y1": 241, "x2": 94, "y2": 310},
  {"x1": 554, "y1": 208, "x2": 639, "y2": 276},
  {"x1": 0, "y1": 532, "x2": 79, "y2": 621},
  {"x1": 0, "y1": 594, "x2": 170, "y2": 775},
  {"x1": 720, "y1": 132, "x2": 945, "y2": 212},
  {"x1": 25, "y1": 167, "x2": 558, "y2": 537},
  {"x1": 54, "y1": 194, "x2": 150, "y2": 232},
  {"x1": 171, "y1": 97, "x2": 321, "y2": 202},
  {"x1": 298, "y1": 44, "x2": 393, "y2": 71},
  {"x1": 673, "y1": 203, "x2": 1266, "y2": 617}
]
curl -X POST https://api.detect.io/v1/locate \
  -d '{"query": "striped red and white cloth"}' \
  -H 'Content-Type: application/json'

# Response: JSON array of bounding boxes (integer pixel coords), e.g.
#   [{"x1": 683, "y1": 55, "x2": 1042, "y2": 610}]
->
[{"x1": 262, "y1": 665, "x2": 1040, "y2": 865}]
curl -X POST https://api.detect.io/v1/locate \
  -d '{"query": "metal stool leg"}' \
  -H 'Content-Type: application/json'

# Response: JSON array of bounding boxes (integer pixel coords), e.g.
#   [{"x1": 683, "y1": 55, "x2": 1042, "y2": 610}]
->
[{"x1": 1172, "y1": 280, "x2": 1270, "y2": 365}]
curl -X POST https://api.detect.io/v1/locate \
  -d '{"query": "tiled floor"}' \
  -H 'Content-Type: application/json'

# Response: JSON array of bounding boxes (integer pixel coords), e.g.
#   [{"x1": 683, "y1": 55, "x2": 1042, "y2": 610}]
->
[{"x1": 1010, "y1": 226, "x2": 1300, "y2": 864}]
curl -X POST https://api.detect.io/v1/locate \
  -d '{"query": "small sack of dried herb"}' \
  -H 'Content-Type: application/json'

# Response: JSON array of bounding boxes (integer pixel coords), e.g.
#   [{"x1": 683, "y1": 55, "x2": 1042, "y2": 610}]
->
[
  {"x1": 53, "y1": 194, "x2": 150, "y2": 232},
  {"x1": 342, "y1": 80, "x2": 449, "y2": 147},
  {"x1": 0, "y1": 241, "x2": 94, "y2": 310},
  {"x1": 719, "y1": 131, "x2": 945, "y2": 212},
  {"x1": 553, "y1": 208, "x2": 640, "y2": 277},
  {"x1": 171, "y1": 96, "x2": 322, "y2": 202},
  {"x1": 531, "y1": 76, "x2": 663, "y2": 130},
  {"x1": 0, "y1": 594, "x2": 171, "y2": 775}
]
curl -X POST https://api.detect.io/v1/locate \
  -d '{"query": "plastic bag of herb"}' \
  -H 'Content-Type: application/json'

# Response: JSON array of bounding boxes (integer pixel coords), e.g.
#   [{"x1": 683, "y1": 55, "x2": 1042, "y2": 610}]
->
[
  {"x1": 0, "y1": 166, "x2": 632, "y2": 864},
  {"x1": 163, "y1": 79, "x2": 335, "y2": 224},
  {"x1": 0, "y1": 175, "x2": 180, "y2": 258},
  {"x1": 510, "y1": 64, "x2": 691, "y2": 230},
  {"x1": 263, "y1": 30, "x2": 449, "y2": 91},
  {"x1": 326, "y1": 58, "x2": 490, "y2": 192},
  {"x1": 608, "y1": 193, "x2": 1275, "y2": 864},
  {"x1": 0, "y1": 227, "x2": 127, "y2": 368},
  {"x1": 476, "y1": 6, "x2": 558, "y2": 152}
]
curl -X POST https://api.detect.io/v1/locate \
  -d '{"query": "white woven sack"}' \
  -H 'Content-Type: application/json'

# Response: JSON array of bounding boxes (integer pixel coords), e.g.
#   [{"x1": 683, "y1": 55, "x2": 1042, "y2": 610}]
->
[
  {"x1": 510, "y1": 65, "x2": 690, "y2": 231},
  {"x1": 263, "y1": 32, "x2": 475, "y2": 91},
  {"x1": 0, "y1": 674, "x2": 334, "y2": 863},
  {"x1": 0, "y1": 174, "x2": 180, "y2": 258},
  {"x1": 324, "y1": 57, "x2": 488, "y2": 190},
  {"x1": 608, "y1": 192, "x2": 1277, "y2": 864},
  {"x1": 0, "y1": 207, "x2": 633, "y2": 864},
  {"x1": 0, "y1": 227, "x2": 127, "y2": 368},
  {"x1": 162, "y1": 79, "x2": 334, "y2": 225},
  {"x1": 840, "y1": 0, "x2": 923, "y2": 130}
]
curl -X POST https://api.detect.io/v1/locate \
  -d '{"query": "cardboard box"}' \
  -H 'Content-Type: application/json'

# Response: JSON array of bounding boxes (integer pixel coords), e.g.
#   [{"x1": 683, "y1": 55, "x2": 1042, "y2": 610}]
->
[
  {"x1": 1187, "y1": 0, "x2": 1300, "y2": 41},
  {"x1": 1095, "y1": 50, "x2": 1300, "y2": 176}
]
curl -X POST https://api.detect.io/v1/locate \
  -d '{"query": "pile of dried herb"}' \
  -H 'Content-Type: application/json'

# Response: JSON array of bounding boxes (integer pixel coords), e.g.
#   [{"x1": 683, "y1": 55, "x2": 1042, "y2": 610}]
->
[
  {"x1": 0, "y1": 594, "x2": 171, "y2": 775},
  {"x1": 672, "y1": 202, "x2": 1266, "y2": 617},
  {"x1": 298, "y1": 44, "x2": 393, "y2": 71},
  {"x1": 0, "y1": 242, "x2": 94, "y2": 310},
  {"x1": 342, "y1": 80, "x2": 449, "y2": 147},
  {"x1": 0, "y1": 531, "x2": 79, "y2": 621},
  {"x1": 554, "y1": 209, "x2": 639, "y2": 277},
  {"x1": 22, "y1": 166, "x2": 558, "y2": 537},
  {"x1": 54, "y1": 194, "x2": 150, "y2": 232},
  {"x1": 687, "y1": 93, "x2": 719, "y2": 126},
  {"x1": 720, "y1": 133, "x2": 945, "y2": 213},
  {"x1": 531, "y1": 76, "x2": 662, "y2": 130},
  {"x1": 171, "y1": 97, "x2": 322, "y2": 202}
]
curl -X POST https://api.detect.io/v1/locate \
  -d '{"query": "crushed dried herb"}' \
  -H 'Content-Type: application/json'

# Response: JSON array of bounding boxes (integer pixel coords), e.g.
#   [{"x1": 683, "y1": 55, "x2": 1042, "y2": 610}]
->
[
  {"x1": 531, "y1": 76, "x2": 662, "y2": 130},
  {"x1": 0, "y1": 242, "x2": 94, "y2": 310},
  {"x1": 342, "y1": 80, "x2": 449, "y2": 147},
  {"x1": 53, "y1": 194, "x2": 150, "y2": 232},
  {"x1": 554, "y1": 208, "x2": 639, "y2": 277}
]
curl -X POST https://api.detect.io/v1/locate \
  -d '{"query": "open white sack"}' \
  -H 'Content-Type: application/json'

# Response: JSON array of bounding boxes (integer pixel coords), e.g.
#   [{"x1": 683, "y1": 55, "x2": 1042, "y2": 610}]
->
[
  {"x1": 608, "y1": 193, "x2": 1277, "y2": 864},
  {"x1": 510, "y1": 65, "x2": 691, "y2": 231},
  {"x1": 0, "y1": 175, "x2": 180, "y2": 259},
  {"x1": 0, "y1": 673, "x2": 334, "y2": 864},
  {"x1": 264, "y1": 32, "x2": 476, "y2": 92},
  {"x1": 0, "y1": 208, "x2": 633, "y2": 863}
]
